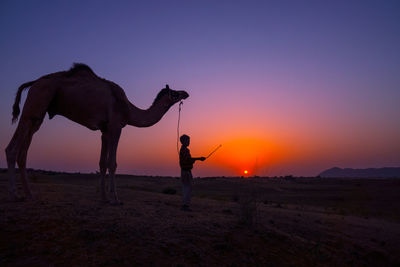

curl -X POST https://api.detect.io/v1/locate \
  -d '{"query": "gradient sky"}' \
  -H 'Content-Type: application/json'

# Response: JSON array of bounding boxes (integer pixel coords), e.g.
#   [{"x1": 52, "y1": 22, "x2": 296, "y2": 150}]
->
[{"x1": 1, "y1": 0, "x2": 399, "y2": 177}]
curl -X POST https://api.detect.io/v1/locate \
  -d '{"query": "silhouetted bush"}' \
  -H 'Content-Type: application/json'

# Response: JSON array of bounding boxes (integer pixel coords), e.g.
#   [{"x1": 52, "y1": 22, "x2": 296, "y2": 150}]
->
[
  {"x1": 29, "y1": 173, "x2": 39, "y2": 183},
  {"x1": 162, "y1": 187, "x2": 177, "y2": 195},
  {"x1": 237, "y1": 188, "x2": 260, "y2": 229}
]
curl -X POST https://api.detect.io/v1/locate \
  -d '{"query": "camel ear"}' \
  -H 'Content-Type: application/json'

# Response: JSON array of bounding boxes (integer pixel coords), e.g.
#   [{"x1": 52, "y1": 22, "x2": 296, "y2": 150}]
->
[{"x1": 166, "y1": 84, "x2": 170, "y2": 89}]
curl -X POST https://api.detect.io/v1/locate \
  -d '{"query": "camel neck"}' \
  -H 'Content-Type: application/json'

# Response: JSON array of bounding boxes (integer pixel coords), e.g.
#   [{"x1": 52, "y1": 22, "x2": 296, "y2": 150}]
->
[{"x1": 127, "y1": 101, "x2": 172, "y2": 128}]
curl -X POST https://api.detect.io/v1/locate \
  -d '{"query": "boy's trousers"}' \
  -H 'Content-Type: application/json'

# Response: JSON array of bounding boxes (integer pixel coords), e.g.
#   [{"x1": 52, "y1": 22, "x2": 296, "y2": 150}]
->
[{"x1": 181, "y1": 169, "x2": 193, "y2": 206}]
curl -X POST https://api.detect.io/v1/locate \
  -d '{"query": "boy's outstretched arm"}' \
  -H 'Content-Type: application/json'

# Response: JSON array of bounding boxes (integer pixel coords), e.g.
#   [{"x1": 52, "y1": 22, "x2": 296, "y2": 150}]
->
[{"x1": 193, "y1": 157, "x2": 206, "y2": 161}]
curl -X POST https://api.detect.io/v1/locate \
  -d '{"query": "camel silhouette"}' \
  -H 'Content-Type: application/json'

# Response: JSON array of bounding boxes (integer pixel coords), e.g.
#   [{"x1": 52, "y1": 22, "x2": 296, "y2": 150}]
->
[{"x1": 5, "y1": 63, "x2": 189, "y2": 204}]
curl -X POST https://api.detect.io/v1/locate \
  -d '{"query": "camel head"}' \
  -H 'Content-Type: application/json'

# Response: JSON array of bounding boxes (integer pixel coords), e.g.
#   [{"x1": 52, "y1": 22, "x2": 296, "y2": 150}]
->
[{"x1": 154, "y1": 84, "x2": 189, "y2": 107}]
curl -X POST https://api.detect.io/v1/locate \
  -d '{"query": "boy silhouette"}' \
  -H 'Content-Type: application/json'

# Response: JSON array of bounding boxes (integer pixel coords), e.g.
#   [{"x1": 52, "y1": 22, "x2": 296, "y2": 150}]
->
[{"x1": 179, "y1": 134, "x2": 205, "y2": 211}]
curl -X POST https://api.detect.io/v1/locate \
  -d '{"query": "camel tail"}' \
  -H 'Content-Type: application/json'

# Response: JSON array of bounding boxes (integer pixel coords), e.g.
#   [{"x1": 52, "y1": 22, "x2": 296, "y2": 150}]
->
[{"x1": 12, "y1": 80, "x2": 36, "y2": 124}]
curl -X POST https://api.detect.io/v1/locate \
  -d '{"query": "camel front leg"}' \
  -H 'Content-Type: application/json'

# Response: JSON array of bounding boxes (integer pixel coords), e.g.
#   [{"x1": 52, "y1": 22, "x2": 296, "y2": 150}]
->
[
  {"x1": 107, "y1": 128, "x2": 122, "y2": 205},
  {"x1": 99, "y1": 132, "x2": 108, "y2": 202}
]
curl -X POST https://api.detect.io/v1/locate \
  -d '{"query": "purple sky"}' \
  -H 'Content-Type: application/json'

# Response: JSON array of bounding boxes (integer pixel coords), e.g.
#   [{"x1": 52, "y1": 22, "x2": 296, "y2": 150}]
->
[{"x1": 0, "y1": 0, "x2": 399, "y2": 176}]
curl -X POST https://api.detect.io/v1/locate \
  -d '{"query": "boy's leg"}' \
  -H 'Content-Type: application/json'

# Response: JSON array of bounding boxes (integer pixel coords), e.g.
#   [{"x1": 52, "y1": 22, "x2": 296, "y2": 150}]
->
[
  {"x1": 181, "y1": 170, "x2": 193, "y2": 207},
  {"x1": 187, "y1": 171, "x2": 193, "y2": 205},
  {"x1": 181, "y1": 170, "x2": 188, "y2": 205}
]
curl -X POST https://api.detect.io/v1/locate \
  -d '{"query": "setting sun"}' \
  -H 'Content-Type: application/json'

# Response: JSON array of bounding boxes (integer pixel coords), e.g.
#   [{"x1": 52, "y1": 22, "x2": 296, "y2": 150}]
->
[{"x1": 208, "y1": 137, "x2": 288, "y2": 176}]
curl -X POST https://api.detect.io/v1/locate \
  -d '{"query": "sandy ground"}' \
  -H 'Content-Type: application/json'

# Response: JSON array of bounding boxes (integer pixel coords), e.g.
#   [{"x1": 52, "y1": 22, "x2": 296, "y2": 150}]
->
[{"x1": 1, "y1": 172, "x2": 400, "y2": 266}]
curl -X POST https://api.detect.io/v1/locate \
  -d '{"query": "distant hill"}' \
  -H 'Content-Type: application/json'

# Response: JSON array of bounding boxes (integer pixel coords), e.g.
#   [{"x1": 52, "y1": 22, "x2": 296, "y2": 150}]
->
[{"x1": 319, "y1": 167, "x2": 400, "y2": 178}]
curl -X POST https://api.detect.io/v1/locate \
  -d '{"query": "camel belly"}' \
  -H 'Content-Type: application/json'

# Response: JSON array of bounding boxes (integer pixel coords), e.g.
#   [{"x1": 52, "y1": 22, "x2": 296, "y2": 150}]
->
[{"x1": 47, "y1": 83, "x2": 113, "y2": 131}]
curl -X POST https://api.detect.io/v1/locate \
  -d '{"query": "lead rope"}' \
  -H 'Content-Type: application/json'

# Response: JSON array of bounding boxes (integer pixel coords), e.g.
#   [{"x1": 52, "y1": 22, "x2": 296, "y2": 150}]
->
[
  {"x1": 177, "y1": 101, "x2": 183, "y2": 155},
  {"x1": 176, "y1": 100, "x2": 221, "y2": 159}
]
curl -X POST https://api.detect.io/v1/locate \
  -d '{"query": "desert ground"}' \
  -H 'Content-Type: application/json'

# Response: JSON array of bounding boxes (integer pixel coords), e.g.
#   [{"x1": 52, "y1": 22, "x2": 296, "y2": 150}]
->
[{"x1": 1, "y1": 170, "x2": 399, "y2": 266}]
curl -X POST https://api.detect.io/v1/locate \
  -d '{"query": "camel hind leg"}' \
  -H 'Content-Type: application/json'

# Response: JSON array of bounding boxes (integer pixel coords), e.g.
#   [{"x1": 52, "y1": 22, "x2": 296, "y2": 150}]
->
[
  {"x1": 5, "y1": 122, "x2": 29, "y2": 201},
  {"x1": 5, "y1": 117, "x2": 44, "y2": 200},
  {"x1": 5, "y1": 83, "x2": 54, "y2": 201},
  {"x1": 17, "y1": 118, "x2": 43, "y2": 199}
]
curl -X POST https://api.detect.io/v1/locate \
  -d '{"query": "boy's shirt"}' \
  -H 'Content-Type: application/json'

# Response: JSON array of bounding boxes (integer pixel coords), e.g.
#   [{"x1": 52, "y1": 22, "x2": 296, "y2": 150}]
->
[{"x1": 180, "y1": 146, "x2": 194, "y2": 170}]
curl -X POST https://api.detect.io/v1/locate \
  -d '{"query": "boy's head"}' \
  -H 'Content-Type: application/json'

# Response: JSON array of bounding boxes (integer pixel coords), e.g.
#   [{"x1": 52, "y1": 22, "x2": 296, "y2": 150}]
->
[{"x1": 180, "y1": 134, "x2": 190, "y2": 147}]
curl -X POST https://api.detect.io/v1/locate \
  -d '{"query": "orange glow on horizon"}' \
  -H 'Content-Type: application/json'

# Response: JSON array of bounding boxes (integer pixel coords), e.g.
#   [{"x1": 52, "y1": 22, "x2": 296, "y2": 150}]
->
[{"x1": 206, "y1": 136, "x2": 290, "y2": 176}]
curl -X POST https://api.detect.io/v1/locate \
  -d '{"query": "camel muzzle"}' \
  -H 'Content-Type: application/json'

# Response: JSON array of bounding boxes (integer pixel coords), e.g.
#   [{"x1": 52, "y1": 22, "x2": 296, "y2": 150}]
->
[{"x1": 181, "y1": 91, "x2": 189, "y2": 100}]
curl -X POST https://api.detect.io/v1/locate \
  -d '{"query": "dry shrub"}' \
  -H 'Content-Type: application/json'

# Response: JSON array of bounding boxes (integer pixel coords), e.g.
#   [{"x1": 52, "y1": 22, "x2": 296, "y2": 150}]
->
[
  {"x1": 29, "y1": 172, "x2": 39, "y2": 183},
  {"x1": 162, "y1": 187, "x2": 177, "y2": 195},
  {"x1": 237, "y1": 187, "x2": 260, "y2": 228}
]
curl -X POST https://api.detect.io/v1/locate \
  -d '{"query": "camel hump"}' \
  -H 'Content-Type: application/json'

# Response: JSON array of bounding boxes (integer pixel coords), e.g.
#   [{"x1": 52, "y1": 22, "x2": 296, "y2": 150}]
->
[{"x1": 66, "y1": 63, "x2": 96, "y2": 77}]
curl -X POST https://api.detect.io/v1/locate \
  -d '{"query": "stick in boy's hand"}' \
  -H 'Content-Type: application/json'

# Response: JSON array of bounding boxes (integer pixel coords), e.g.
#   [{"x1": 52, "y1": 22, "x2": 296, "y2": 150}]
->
[{"x1": 206, "y1": 144, "x2": 222, "y2": 159}]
